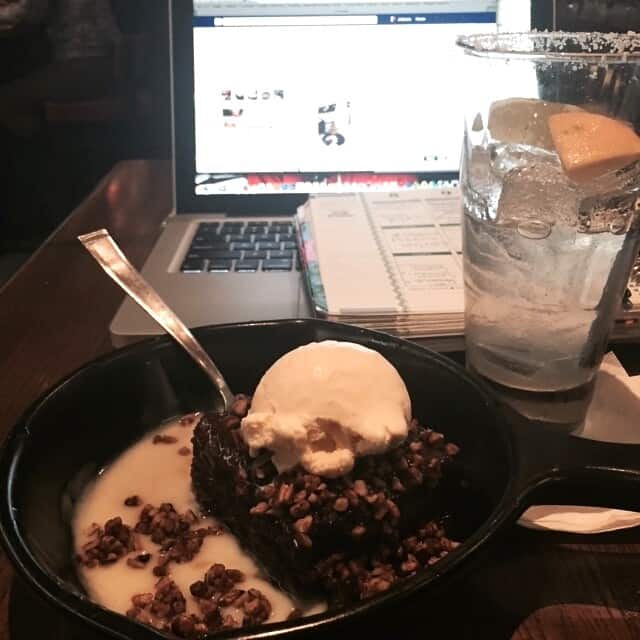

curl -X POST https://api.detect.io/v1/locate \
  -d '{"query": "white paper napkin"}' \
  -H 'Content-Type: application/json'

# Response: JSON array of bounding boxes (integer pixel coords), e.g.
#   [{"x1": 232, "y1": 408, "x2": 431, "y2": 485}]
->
[{"x1": 518, "y1": 352, "x2": 640, "y2": 533}]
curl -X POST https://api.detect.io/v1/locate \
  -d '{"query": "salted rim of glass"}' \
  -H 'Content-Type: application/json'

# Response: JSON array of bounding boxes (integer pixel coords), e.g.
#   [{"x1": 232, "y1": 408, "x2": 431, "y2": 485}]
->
[{"x1": 456, "y1": 32, "x2": 640, "y2": 62}]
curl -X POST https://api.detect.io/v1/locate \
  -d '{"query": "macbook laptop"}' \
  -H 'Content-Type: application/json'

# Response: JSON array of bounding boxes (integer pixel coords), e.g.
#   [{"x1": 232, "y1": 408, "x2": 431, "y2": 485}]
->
[{"x1": 110, "y1": 0, "x2": 531, "y2": 347}]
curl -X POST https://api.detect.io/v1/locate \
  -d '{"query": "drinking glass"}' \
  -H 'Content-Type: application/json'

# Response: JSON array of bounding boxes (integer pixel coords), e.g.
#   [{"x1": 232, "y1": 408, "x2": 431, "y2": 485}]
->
[{"x1": 456, "y1": 32, "x2": 640, "y2": 421}]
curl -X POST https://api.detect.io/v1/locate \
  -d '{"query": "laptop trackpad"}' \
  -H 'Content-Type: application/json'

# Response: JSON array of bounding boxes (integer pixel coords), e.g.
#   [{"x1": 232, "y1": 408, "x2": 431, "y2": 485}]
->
[
  {"x1": 194, "y1": 272, "x2": 309, "y2": 323},
  {"x1": 110, "y1": 272, "x2": 311, "y2": 346}
]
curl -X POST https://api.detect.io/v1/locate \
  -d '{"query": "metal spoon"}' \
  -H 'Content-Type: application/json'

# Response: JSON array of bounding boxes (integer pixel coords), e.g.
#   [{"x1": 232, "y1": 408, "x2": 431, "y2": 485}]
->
[{"x1": 78, "y1": 229, "x2": 235, "y2": 412}]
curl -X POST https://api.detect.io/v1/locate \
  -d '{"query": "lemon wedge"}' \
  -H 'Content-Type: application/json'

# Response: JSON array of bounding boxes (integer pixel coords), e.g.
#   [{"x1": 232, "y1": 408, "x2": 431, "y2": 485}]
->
[{"x1": 548, "y1": 112, "x2": 640, "y2": 182}]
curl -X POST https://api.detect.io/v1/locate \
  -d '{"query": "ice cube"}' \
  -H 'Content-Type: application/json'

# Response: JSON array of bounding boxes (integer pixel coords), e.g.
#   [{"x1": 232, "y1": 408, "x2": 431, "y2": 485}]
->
[
  {"x1": 465, "y1": 147, "x2": 503, "y2": 220},
  {"x1": 497, "y1": 159, "x2": 580, "y2": 229},
  {"x1": 577, "y1": 190, "x2": 638, "y2": 235},
  {"x1": 490, "y1": 141, "x2": 554, "y2": 178},
  {"x1": 488, "y1": 98, "x2": 582, "y2": 151},
  {"x1": 579, "y1": 157, "x2": 640, "y2": 198}
]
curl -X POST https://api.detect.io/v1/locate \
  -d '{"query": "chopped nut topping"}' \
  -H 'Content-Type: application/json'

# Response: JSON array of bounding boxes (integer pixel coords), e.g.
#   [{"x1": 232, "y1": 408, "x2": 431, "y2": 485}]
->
[{"x1": 76, "y1": 517, "x2": 136, "y2": 567}]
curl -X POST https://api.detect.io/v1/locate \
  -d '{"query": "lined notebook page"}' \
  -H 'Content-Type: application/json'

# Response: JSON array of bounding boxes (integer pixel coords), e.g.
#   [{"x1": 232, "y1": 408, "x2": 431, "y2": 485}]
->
[
  {"x1": 304, "y1": 190, "x2": 463, "y2": 316},
  {"x1": 365, "y1": 190, "x2": 464, "y2": 314},
  {"x1": 306, "y1": 195, "x2": 400, "y2": 314}
]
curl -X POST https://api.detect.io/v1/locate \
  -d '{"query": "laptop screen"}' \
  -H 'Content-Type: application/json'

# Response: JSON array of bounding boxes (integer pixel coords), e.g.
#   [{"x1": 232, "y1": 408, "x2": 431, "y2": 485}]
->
[{"x1": 190, "y1": 0, "x2": 503, "y2": 197}]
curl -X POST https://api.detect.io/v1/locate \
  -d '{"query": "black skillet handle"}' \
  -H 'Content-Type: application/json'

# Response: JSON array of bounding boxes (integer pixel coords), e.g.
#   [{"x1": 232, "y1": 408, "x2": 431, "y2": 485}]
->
[{"x1": 505, "y1": 403, "x2": 640, "y2": 515}]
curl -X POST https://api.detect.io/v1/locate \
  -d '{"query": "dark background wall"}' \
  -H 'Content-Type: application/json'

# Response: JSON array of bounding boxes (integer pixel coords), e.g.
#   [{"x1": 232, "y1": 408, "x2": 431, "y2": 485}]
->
[
  {"x1": 556, "y1": 0, "x2": 640, "y2": 31},
  {"x1": 0, "y1": 1, "x2": 171, "y2": 260}
]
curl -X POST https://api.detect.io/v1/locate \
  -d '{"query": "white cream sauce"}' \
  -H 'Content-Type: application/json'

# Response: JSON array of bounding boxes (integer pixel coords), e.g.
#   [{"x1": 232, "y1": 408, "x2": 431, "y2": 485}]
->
[{"x1": 73, "y1": 416, "x2": 325, "y2": 623}]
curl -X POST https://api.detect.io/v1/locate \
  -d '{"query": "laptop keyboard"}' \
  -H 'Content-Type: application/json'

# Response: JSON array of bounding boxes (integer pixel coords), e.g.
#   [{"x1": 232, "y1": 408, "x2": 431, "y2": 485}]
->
[{"x1": 181, "y1": 220, "x2": 299, "y2": 273}]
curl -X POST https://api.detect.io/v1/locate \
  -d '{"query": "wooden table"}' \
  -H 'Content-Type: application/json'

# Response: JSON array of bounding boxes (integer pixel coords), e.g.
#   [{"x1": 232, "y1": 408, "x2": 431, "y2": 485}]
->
[{"x1": 1, "y1": 160, "x2": 639, "y2": 639}]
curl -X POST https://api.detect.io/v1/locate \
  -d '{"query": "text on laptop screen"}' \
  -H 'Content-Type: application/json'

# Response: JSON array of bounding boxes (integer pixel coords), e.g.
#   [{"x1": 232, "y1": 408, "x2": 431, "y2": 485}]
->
[{"x1": 192, "y1": 0, "x2": 498, "y2": 195}]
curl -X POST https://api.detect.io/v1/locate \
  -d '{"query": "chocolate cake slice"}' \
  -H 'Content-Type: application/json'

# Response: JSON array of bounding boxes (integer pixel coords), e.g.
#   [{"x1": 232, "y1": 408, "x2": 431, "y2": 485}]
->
[{"x1": 191, "y1": 395, "x2": 460, "y2": 605}]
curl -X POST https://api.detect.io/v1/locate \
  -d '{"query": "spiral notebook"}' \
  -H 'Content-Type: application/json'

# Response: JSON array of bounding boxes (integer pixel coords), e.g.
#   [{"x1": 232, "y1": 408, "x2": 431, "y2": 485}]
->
[{"x1": 296, "y1": 189, "x2": 465, "y2": 338}]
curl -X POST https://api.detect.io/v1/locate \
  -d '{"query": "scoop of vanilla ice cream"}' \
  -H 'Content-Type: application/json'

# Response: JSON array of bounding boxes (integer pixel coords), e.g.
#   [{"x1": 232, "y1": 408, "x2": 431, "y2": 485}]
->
[{"x1": 240, "y1": 340, "x2": 411, "y2": 478}]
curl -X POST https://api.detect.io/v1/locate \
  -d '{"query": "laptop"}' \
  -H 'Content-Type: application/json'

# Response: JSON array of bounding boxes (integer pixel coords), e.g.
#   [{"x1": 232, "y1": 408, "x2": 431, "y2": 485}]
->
[{"x1": 110, "y1": 0, "x2": 532, "y2": 347}]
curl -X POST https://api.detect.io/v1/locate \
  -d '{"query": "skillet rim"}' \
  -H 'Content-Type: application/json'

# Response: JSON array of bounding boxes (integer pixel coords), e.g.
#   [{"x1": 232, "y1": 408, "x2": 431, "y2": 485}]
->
[{"x1": 0, "y1": 318, "x2": 519, "y2": 640}]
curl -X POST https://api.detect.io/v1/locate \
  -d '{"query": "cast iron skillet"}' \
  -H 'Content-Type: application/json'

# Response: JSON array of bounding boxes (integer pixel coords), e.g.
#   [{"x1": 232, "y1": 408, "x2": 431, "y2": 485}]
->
[{"x1": 1, "y1": 319, "x2": 640, "y2": 640}]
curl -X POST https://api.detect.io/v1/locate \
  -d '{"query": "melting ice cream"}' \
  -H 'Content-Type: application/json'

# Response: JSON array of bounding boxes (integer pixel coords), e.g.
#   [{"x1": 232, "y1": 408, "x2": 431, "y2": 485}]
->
[{"x1": 240, "y1": 341, "x2": 411, "y2": 478}]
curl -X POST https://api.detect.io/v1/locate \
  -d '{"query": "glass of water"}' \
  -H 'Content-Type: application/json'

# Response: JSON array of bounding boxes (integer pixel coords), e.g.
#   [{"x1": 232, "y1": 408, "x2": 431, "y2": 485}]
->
[{"x1": 456, "y1": 32, "x2": 640, "y2": 421}]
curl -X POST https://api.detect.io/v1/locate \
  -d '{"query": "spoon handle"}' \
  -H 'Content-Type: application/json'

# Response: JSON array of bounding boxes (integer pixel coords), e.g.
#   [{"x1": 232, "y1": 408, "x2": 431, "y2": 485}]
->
[{"x1": 78, "y1": 229, "x2": 235, "y2": 411}]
